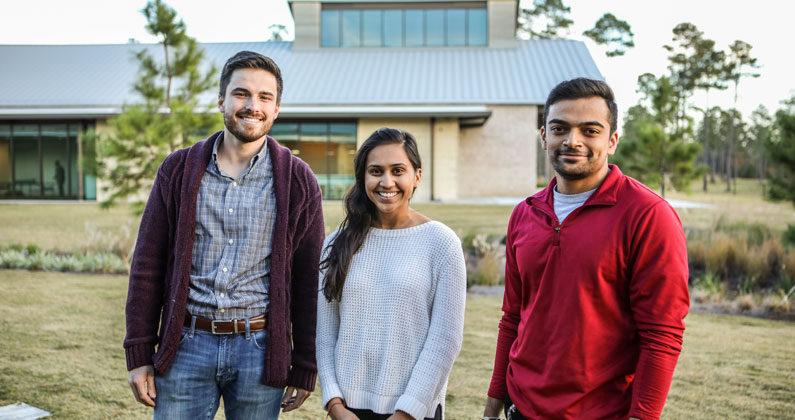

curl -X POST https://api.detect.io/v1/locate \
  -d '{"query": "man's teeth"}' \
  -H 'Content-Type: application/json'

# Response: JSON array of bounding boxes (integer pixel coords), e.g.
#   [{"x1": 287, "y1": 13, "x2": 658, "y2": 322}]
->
[
  {"x1": 378, "y1": 192, "x2": 397, "y2": 198},
  {"x1": 242, "y1": 117, "x2": 260, "y2": 122}
]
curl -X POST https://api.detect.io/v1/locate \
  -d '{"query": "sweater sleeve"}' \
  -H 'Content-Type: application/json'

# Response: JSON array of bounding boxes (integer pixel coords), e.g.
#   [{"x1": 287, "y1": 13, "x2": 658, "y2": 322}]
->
[
  {"x1": 123, "y1": 164, "x2": 171, "y2": 371},
  {"x1": 316, "y1": 235, "x2": 343, "y2": 409},
  {"x1": 395, "y1": 232, "x2": 467, "y2": 420},
  {"x1": 628, "y1": 201, "x2": 690, "y2": 419},
  {"x1": 287, "y1": 174, "x2": 324, "y2": 391},
  {"x1": 487, "y1": 207, "x2": 522, "y2": 399}
]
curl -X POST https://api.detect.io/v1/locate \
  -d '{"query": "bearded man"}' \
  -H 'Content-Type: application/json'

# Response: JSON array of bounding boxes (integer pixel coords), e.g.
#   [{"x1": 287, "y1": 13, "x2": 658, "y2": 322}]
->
[{"x1": 124, "y1": 51, "x2": 324, "y2": 420}]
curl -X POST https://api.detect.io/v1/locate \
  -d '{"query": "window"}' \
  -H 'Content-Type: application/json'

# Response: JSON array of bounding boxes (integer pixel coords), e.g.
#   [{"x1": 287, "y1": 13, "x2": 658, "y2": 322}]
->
[
  {"x1": 322, "y1": 6, "x2": 488, "y2": 48},
  {"x1": 446, "y1": 9, "x2": 467, "y2": 47},
  {"x1": 269, "y1": 122, "x2": 357, "y2": 199},
  {"x1": 405, "y1": 9, "x2": 425, "y2": 47},
  {"x1": 362, "y1": 10, "x2": 382, "y2": 47},
  {"x1": 0, "y1": 122, "x2": 95, "y2": 200},
  {"x1": 468, "y1": 8, "x2": 487, "y2": 46},
  {"x1": 383, "y1": 10, "x2": 403, "y2": 47},
  {"x1": 321, "y1": 10, "x2": 341, "y2": 47},
  {"x1": 341, "y1": 10, "x2": 361, "y2": 48}
]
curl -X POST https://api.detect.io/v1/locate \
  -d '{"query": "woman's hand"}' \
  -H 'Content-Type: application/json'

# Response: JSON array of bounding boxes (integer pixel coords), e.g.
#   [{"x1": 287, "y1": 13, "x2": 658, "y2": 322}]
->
[
  {"x1": 386, "y1": 410, "x2": 415, "y2": 420},
  {"x1": 327, "y1": 398, "x2": 359, "y2": 420}
]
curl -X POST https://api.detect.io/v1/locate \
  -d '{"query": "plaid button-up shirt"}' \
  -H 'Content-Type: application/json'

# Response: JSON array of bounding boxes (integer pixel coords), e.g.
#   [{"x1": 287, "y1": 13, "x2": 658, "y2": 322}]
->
[{"x1": 186, "y1": 134, "x2": 277, "y2": 320}]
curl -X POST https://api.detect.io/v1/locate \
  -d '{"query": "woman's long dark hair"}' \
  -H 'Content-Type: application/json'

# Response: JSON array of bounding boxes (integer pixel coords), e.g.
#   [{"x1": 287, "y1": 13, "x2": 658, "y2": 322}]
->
[{"x1": 320, "y1": 128, "x2": 422, "y2": 302}]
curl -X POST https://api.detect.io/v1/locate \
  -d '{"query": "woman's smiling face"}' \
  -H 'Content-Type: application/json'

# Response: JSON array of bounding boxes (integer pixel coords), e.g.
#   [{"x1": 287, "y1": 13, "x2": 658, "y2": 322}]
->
[{"x1": 364, "y1": 142, "x2": 422, "y2": 221}]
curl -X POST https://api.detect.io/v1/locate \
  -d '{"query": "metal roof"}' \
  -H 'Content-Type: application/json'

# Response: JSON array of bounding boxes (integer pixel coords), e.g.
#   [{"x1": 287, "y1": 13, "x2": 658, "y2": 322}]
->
[{"x1": 0, "y1": 40, "x2": 601, "y2": 117}]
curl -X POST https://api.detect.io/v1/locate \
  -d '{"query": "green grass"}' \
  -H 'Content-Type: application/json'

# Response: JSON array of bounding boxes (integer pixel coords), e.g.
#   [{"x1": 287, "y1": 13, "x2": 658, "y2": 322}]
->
[
  {"x1": 667, "y1": 178, "x2": 795, "y2": 233},
  {"x1": 0, "y1": 271, "x2": 793, "y2": 419},
  {"x1": 0, "y1": 202, "x2": 515, "y2": 252}
]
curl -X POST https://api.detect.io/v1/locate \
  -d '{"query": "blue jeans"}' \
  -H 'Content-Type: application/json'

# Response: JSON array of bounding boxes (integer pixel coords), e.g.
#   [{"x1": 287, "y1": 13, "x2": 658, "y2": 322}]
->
[{"x1": 153, "y1": 321, "x2": 284, "y2": 420}]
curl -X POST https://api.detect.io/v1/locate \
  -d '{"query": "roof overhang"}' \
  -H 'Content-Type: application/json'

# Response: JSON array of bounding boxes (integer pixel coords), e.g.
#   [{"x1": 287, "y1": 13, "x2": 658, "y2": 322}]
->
[
  {"x1": 0, "y1": 107, "x2": 121, "y2": 120},
  {"x1": 0, "y1": 104, "x2": 493, "y2": 126},
  {"x1": 279, "y1": 105, "x2": 492, "y2": 120}
]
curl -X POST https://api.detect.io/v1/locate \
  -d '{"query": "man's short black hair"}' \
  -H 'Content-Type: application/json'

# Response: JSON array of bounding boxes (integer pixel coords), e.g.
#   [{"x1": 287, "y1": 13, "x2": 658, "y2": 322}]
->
[
  {"x1": 219, "y1": 51, "x2": 283, "y2": 104},
  {"x1": 543, "y1": 78, "x2": 618, "y2": 135}
]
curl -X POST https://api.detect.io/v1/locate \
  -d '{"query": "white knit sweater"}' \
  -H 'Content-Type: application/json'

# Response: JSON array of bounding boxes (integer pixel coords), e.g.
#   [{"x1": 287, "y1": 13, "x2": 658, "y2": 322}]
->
[{"x1": 317, "y1": 221, "x2": 467, "y2": 420}]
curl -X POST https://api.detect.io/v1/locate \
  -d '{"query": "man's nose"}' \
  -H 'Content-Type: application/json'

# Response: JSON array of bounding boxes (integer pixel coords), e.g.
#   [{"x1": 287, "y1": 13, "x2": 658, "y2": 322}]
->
[
  {"x1": 563, "y1": 131, "x2": 583, "y2": 148},
  {"x1": 245, "y1": 97, "x2": 260, "y2": 112}
]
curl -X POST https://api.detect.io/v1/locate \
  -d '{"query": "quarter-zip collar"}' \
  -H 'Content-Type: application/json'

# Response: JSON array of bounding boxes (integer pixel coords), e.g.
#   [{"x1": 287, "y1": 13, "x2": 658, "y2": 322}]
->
[{"x1": 528, "y1": 164, "x2": 623, "y2": 218}]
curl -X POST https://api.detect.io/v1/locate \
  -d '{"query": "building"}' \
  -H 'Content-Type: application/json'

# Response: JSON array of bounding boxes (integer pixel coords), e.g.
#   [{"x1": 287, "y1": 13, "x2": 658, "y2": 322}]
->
[{"x1": 0, "y1": 0, "x2": 602, "y2": 201}]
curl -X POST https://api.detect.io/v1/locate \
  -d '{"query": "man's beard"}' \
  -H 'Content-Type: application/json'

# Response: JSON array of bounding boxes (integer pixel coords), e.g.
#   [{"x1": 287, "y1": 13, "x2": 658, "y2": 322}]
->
[
  {"x1": 224, "y1": 110, "x2": 272, "y2": 143},
  {"x1": 550, "y1": 148, "x2": 594, "y2": 180}
]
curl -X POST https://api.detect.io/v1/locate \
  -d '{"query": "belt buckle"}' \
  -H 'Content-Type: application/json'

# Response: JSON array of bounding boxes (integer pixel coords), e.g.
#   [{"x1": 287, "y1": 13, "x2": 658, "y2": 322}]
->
[{"x1": 211, "y1": 319, "x2": 238, "y2": 334}]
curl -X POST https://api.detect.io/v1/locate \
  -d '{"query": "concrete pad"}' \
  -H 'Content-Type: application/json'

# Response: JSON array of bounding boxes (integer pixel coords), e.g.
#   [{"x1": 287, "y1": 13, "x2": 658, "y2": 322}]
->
[{"x1": 0, "y1": 403, "x2": 51, "y2": 419}]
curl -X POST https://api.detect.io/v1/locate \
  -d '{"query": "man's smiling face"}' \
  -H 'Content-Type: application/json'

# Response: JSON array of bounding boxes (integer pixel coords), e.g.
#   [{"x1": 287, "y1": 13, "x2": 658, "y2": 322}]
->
[
  {"x1": 218, "y1": 67, "x2": 280, "y2": 144},
  {"x1": 541, "y1": 96, "x2": 618, "y2": 192}
]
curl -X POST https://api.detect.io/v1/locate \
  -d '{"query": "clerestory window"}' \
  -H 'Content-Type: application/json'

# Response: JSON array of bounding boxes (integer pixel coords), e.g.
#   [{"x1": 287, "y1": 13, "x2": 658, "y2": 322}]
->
[{"x1": 321, "y1": 3, "x2": 487, "y2": 48}]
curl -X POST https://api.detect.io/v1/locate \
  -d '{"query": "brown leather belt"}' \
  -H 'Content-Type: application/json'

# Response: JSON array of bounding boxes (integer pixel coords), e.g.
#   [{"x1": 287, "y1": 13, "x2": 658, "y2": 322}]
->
[{"x1": 184, "y1": 313, "x2": 267, "y2": 334}]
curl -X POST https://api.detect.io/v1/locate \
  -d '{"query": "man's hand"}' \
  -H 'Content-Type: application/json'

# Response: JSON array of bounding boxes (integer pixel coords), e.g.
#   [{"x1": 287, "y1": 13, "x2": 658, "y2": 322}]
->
[
  {"x1": 128, "y1": 365, "x2": 156, "y2": 407},
  {"x1": 281, "y1": 386, "x2": 311, "y2": 412},
  {"x1": 386, "y1": 409, "x2": 414, "y2": 420},
  {"x1": 483, "y1": 396, "x2": 504, "y2": 418}
]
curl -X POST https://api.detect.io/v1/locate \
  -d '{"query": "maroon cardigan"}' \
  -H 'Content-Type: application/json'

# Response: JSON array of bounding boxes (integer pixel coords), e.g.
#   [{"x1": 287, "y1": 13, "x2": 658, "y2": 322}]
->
[{"x1": 123, "y1": 131, "x2": 324, "y2": 390}]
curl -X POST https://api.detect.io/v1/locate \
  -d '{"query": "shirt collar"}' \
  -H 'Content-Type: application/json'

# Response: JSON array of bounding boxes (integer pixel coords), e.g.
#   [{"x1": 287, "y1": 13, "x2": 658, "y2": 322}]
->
[{"x1": 211, "y1": 133, "x2": 270, "y2": 174}]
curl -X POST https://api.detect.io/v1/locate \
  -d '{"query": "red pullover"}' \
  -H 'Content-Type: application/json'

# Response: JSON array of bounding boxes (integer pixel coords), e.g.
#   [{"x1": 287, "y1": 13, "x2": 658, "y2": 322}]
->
[{"x1": 488, "y1": 166, "x2": 689, "y2": 419}]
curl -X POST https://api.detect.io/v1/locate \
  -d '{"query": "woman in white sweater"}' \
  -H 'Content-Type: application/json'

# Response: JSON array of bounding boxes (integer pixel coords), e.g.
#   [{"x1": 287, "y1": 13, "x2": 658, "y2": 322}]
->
[{"x1": 317, "y1": 128, "x2": 467, "y2": 420}]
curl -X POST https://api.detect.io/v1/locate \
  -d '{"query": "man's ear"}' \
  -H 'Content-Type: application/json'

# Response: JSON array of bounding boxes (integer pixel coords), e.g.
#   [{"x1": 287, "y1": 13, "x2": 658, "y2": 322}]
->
[
  {"x1": 607, "y1": 131, "x2": 619, "y2": 156},
  {"x1": 218, "y1": 94, "x2": 224, "y2": 113},
  {"x1": 540, "y1": 127, "x2": 547, "y2": 150}
]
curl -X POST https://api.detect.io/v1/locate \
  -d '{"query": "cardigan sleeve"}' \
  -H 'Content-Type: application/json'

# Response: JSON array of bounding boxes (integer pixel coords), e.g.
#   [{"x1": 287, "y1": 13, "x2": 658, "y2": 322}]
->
[
  {"x1": 487, "y1": 206, "x2": 522, "y2": 400},
  {"x1": 395, "y1": 233, "x2": 467, "y2": 419},
  {"x1": 123, "y1": 164, "x2": 172, "y2": 371},
  {"x1": 286, "y1": 171, "x2": 324, "y2": 390},
  {"x1": 316, "y1": 234, "x2": 344, "y2": 409},
  {"x1": 628, "y1": 201, "x2": 690, "y2": 419}
]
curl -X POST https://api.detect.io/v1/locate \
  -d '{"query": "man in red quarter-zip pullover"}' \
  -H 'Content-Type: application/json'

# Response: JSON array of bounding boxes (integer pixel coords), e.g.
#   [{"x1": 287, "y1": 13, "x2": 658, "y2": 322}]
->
[{"x1": 482, "y1": 78, "x2": 689, "y2": 420}]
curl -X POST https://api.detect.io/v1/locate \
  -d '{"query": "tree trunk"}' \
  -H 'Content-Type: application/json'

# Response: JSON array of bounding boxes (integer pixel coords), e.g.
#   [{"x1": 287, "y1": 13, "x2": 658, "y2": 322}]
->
[
  {"x1": 726, "y1": 111, "x2": 734, "y2": 192},
  {"x1": 703, "y1": 107, "x2": 710, "y2": 192}
]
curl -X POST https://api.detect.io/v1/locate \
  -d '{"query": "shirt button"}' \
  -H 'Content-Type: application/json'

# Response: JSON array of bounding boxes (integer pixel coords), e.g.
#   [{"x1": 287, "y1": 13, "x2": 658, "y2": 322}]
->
[
  {"x1": 228, "y1": 239, "x2": 234, "y2": 245},
  {"x1": 228, "y1": 208, "x2": 234, "y2": 214},
  {"x1": 222, "y1": 267, "x2": 228, "y2": 273},
  {"x1": 220, "y1": 308, "x2": 225, "y2": 313},
  {"x1": 220, "y1": 292, "x2": 225, "y2": 298},
  {"x1": 232, "y1": 182, "x2": 238, "y2": 187}
]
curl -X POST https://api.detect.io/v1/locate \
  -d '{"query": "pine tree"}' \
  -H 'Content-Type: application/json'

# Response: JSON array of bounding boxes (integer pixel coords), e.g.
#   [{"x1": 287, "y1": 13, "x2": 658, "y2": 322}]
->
[
  {"x1": 613, "y1": 74, "x2": 703, "y2": 197},
  {"x1": 765, "y1": 97, "x2": 795, "y2": 205},
  {"x1": 88, "y1": 0, "x2": 221, "y2": 213}
]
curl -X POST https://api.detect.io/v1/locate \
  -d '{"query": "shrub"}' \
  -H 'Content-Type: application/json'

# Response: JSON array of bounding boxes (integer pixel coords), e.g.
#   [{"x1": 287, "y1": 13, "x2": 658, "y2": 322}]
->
[
  {"x1": 467, "y1": 250, "x2": 503, "y2": 287},
  {"x1": 735, "y1": 294, "x2": 757, "y2": 312},
  {"x1": 783, "y1": 224, "x2": 795, "y2": 248},
  {"x1": 687, "y1": 240, "x2": 707, "y2": 274},
  {"x1": 0, "y1": 247, "x2": 126, "y2": 274},
  {"x1": 705, "y1": 234, "x2": 749, "y2": 287},
  {"x1": 692, "y1": 272, "x2": 725, "y2": 299},
  {"x1": 745, "y1": 240, "x2": 784, "y2": 289}
]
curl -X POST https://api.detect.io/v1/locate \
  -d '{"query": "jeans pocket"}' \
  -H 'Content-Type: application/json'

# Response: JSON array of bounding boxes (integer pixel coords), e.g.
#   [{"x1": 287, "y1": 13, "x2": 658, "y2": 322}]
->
[
  {"x1": 179, "y1": 327, "x2": 191, "y2": 345},
  {"x1": 251, "y1": 330, "x2": 267, "y2": 352}
]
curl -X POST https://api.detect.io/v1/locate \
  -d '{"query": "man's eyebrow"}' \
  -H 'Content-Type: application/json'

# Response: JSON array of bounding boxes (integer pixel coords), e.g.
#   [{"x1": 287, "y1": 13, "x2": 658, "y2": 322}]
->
[
  {"x1": 548, "y1": 119, "x2": 605, "y2": 128},
  {"x1": 230, "y1": 87, "x2": 274, "y2": 97}
]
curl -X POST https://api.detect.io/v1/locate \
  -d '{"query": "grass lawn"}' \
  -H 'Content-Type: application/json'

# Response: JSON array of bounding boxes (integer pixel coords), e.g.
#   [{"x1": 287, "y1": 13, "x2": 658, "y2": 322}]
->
[
  {"x1": 1, "y1": 179, "x2": 792, "y2": 253},
  {"x1": 666, "y1": 178, "x2": 795, "y2": 233},
  {"x1": 0, "y1": 202, "x2": 515, "y2": 252},
  {"x1": 0, "y1": 270, "x2": 793, "y2": 419}
]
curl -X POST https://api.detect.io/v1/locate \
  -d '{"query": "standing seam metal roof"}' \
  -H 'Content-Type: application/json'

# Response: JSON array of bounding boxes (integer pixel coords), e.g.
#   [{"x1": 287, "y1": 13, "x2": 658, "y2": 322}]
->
[{"x1": 0, "y1": 39, "x2": 601, "y2": 109}]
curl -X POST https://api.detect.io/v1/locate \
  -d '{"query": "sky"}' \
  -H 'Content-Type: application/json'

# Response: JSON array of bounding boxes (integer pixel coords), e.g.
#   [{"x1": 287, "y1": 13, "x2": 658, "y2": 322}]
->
[{"x1": 2, "y1": 0, "x2": 794, "y2": 123}]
